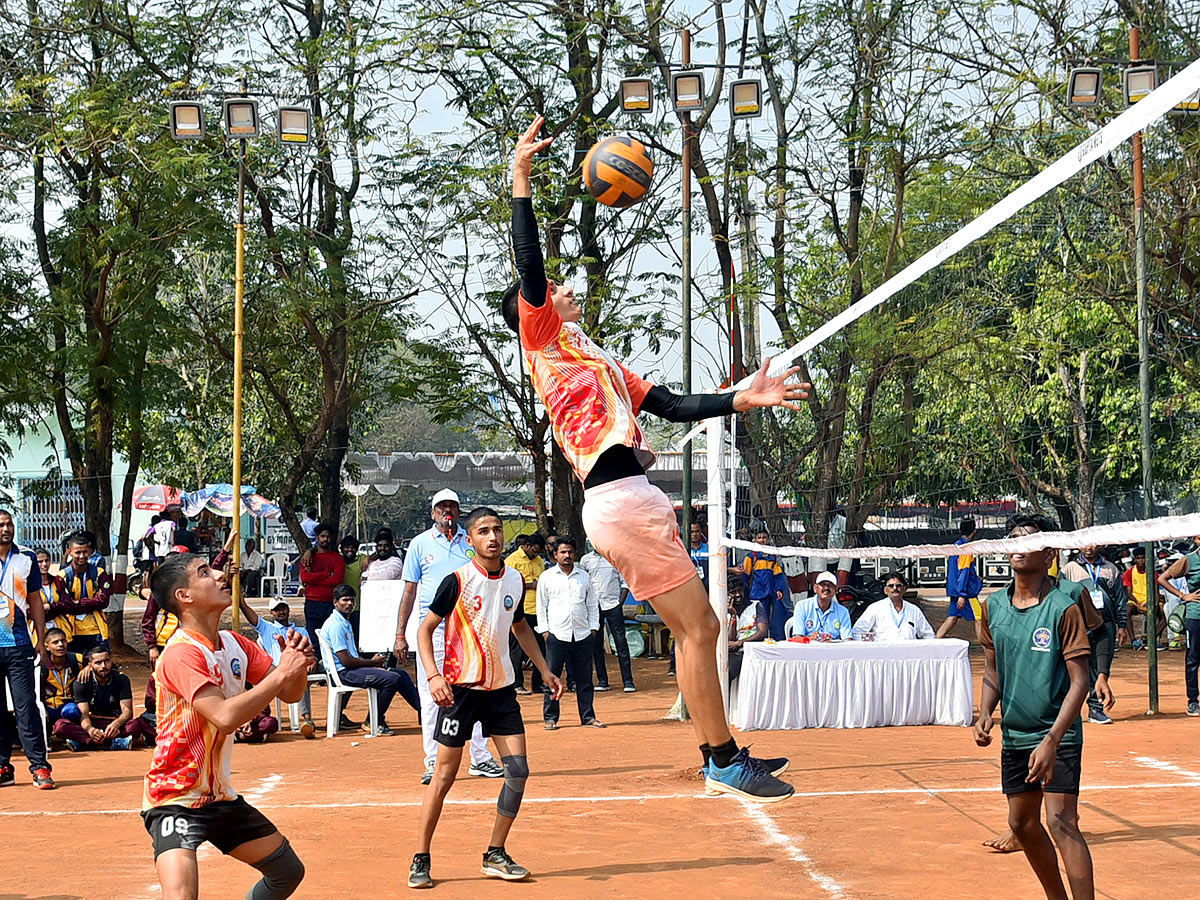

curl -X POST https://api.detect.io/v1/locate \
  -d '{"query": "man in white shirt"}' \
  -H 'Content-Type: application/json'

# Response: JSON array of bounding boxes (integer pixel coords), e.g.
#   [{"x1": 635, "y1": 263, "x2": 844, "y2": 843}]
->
[
  {"x1": 579, "y1": 546, "x2": 635, "y2": 693},
  {"x1": 151, "y1": 515, "x2": 176, "y2": 558},
  {"x1": 242, "y1": 538, "x2": 265, "y2": 598},
  {"x1": 537, "y1": 536, "x2": 603, "y2": 729},
  {"x1": 853, "y1": 572, "x2": 936, "y2": 641}
]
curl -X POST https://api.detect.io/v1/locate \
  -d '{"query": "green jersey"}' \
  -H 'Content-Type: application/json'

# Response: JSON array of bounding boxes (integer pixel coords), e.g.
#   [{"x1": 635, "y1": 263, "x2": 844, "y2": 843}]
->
[
  {"x1": 1185, "y1": 551, "x2": 1200, "y2": 620},
  {"x1": 982, "y1": 579, "x2": 1092, "y2": 750}
]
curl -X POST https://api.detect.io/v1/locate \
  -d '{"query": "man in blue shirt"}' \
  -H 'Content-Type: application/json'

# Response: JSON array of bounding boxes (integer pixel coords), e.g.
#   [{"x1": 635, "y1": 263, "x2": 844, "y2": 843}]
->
[
  {"x1": 393, "y1": 489, "x2": 503, "y2": 783},
  {"x1": 320, "y1": 585, "x2": 418, "y2": 736},
  {"x1": 791, "y1": 571, "x2": 855, "y2": 641},
  {"x1": 0, "y1": 509, "x2": 55, "y2": 789},
  {"x1": 238, "y1": 597, "x2": 316, "y2": 738}
]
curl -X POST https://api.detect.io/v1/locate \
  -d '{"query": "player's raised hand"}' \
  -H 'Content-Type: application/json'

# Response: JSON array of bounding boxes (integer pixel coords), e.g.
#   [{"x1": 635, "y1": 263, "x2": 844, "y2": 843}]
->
[
  {"x1": 734, "y1": 357, "x2": 811, "y2": 413},
  {"x1": 513, "y1": 116, "x2": 554, "y2": 197}
]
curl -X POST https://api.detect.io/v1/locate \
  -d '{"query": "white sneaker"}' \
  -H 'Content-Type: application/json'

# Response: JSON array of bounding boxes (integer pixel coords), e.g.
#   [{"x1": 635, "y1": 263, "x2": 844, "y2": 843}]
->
[
  {"x1": 469, "y1": 758, "x2": 505, "y2": 778},
  {"x1": 420, "y1": 760, "x2": 435, "y2": 785}
]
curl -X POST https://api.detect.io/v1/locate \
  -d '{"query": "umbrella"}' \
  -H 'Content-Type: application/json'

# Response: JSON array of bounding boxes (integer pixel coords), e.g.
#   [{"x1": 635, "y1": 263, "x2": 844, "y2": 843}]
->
[{"x1": 127, "y1": 485, "x2": 182, "y2": 511}]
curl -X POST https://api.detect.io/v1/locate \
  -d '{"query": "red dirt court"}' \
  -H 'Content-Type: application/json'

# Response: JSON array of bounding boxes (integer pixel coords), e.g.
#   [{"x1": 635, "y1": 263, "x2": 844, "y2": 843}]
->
[{"x1": 5, "y1": 640, "x2": 1199, "y2": 900}]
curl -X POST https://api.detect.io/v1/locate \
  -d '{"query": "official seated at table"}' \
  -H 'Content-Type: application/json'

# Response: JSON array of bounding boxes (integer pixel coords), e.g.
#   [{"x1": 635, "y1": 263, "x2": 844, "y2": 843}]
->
[
  {"x1": 790, "y1": 571, "x2": 855, "y2": 641},
  {"x1": 727, "y1": 594, "x2": 768, "y2": 681},
  {"x1": 852, "y1": 572, "x2": 936, "y2": 641}
]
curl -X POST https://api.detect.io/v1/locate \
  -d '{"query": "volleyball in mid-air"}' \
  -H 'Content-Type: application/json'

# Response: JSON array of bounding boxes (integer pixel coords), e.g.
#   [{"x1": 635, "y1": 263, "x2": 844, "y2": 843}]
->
[{"x1": 582, "y1": 136, "x2": 653, "y2": 208}]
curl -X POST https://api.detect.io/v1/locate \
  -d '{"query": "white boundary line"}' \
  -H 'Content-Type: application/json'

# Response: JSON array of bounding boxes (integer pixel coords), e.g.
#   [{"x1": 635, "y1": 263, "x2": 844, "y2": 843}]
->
[
  {"x1": 8, "y1": 779, "x2": 1200, "y2": 818},
  {"x1": 740, "y1": 799, "x2": 846, "y2": 898}
]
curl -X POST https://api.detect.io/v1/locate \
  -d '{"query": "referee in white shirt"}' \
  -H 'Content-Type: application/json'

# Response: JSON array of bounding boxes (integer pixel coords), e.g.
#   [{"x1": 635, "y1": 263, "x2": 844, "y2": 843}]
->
[
  {"x1": 536, "y1": 536, "x2": 604, "y2": 729},
  {"x1": 852, "y1": 572, "x2": 936, "y2": 641},
  {"x1": 578, "y1": 546, "x2": 636, "y2": 693}
]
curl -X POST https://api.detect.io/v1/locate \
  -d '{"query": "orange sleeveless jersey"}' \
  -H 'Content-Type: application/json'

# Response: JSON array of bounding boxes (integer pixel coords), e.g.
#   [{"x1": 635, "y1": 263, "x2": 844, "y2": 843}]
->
[{"x1": 519, "y1": 288, "x2": 656, "y2": 481}]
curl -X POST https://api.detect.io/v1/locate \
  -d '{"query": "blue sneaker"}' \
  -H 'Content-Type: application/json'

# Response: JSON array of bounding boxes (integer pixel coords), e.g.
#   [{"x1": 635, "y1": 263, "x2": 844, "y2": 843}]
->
[
  {"x1": 65, "y1": 739, "x2": 86, "y2": 752},
  {"x1": 109, "y1": 736, "x2": 134, "y2": 751},
  {"x1": 701, "y1": 747, "x2": 790, "y2": 788},
  {"x1": 704, "y1": 747, "x2": 794, "y2": 802}
]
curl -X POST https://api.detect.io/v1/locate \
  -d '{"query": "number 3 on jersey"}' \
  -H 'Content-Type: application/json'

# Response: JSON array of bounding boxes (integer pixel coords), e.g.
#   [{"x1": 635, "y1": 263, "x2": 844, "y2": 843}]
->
[{"x1": 440, "y1": 717, "x2": 459, "y2": 737}]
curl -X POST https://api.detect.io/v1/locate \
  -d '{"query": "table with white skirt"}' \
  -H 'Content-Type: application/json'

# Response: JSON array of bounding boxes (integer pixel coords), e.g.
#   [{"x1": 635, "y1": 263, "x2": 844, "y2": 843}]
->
[{"x1": 732, "y1": 638, "x2": 974, "y2": 731}]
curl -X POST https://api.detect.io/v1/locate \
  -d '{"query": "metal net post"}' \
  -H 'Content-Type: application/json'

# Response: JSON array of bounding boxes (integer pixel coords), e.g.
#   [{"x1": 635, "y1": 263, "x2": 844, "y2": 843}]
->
[{"x1": 706, "y1": 417, "x2": 730, "y2": 718}]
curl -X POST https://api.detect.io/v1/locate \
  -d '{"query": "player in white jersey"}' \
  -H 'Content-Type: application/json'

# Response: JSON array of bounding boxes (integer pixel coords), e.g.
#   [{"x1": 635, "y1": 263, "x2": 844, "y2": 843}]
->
[{"x1": 408, "y1": 507, "x2": 563, "y2": 889}]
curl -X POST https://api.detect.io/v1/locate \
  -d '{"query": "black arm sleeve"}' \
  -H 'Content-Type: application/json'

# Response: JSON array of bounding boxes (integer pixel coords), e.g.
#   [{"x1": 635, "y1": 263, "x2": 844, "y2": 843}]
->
[
  {"x1": 512, "y1": 197, "x2": 548, "y2": 308},
  {"x1": 427, "y1": 572, "x2": 461, "y2": 619},
  {"x1": 639, "y1": 385, "x2": 737, "y2": 423}
]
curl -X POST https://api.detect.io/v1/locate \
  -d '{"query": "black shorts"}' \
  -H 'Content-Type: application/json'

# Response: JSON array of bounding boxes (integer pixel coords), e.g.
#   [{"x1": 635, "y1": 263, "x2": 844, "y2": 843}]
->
[
  {"x1": 434, "y1": 684, "x2": 524, "y2": 747},
  {"x1": 1001, "y1": 743, "x2": 1082, "y2": 796},
  {"x1": 142, "y1": 797, "x2": 278, "y2": 858}
]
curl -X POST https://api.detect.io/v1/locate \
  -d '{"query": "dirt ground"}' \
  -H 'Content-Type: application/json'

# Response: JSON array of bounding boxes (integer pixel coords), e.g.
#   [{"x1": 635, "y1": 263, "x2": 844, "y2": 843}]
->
[{"x1": 5, "y1": 601, "x2": 1199, "y2": 900}]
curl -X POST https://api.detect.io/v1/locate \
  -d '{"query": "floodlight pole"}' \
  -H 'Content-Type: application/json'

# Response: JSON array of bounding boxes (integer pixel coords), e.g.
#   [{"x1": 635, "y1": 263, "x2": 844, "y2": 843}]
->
[
  {"x1": 231, "y1": 76, "x2": 248, "y2": 630},
  {"x1": 1129, "y1": 27, "x2": 1158, "y2": 713},
  {"x1": 681, "y1": 27, "x2": 694, "y2": 540}
]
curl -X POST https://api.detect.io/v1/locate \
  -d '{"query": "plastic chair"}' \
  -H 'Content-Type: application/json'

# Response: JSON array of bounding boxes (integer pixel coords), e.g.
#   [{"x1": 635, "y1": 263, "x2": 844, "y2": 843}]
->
[
  {"x1": 272, "y1": 674, "x2": 328, "y2": 732},
  {"x1": 260, "y1": 553, "x2": 290, "y2": 599},
  {"x1": 318, "y1": 638, "x2": 379, "y2": 738},
  {"x1": 784, "y1": 615, "x2": 798, "y2": 638}
]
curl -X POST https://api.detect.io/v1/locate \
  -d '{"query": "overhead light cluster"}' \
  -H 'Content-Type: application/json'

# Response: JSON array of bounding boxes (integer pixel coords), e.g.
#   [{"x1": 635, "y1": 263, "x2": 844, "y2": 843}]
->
[
  {"x1": 1067, "y1": 64, "x2": 1197, "y2": 115},
  {"x1": 618, "y1": 73, "x2": 765, "y2": 119},
  {"x1": 168, "y1": 98, "x2": 313, "y2": 143}
]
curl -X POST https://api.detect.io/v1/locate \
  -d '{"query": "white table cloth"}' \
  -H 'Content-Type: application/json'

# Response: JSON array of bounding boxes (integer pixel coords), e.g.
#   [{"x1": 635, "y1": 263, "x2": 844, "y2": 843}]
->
[{"x1": 733, "y1": 638, "x2": 973, "y2": 730}]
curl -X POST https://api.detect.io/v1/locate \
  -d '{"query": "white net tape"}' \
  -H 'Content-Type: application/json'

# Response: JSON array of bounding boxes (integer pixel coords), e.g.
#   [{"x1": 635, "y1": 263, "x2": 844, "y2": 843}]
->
[
  {"x1": 717, "y1": 513, "x2": 1200, "y2": 561},
  {"x1": 678, "y1": 57, "x2": 1200, "y2": 451}
]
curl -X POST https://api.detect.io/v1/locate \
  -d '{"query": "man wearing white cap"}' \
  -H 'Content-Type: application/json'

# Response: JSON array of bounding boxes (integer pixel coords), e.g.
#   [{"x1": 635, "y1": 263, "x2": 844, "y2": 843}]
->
[
  {"x1": 790, "y1": 571, "x2": 855, "y2": 640},
  {"x1": 394, "y1": 489, "x2": 503, "y2": 783}
]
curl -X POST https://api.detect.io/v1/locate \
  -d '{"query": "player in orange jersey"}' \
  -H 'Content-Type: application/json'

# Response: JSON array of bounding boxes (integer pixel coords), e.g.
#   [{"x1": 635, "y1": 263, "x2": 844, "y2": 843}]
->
[
  {"x1": 143, "y1": 548, "x2": 314, "y2": 900},
  {"x1": 502, "y1": 117, "x2": 808, "y2": 802}
]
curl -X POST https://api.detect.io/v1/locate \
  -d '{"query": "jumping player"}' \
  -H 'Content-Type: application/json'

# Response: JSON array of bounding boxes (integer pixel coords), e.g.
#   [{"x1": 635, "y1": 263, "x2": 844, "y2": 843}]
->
[
  {"x1": 408, "y1": 506, "x2": 563, "y2": 889},
  {"x1": 503, "y1": 117, "x2": 806, "y2": 801},
  {"x1": 143, "y1": 552, "x2": 314, "y2": 900},
  {"x1": 975, "y1": 514, "x2": 1095, "y2": 900}
]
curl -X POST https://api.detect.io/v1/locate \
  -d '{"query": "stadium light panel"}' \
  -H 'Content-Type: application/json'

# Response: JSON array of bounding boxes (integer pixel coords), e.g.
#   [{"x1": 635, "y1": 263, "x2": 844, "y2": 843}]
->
[
  {"x1": 670, "y1": 70, "x2": 705, "y2": 113},
  {"x1": 1065, "y1": 68, "x2": 1103, "y2": 108},
  {"x1": 223, "y1": 98, "x2": 261, "y2": 138},
  {"x1": 729, "y1": 79, "x2": 763, "y2": 119},
  {"x1": 277, "y1": 106, "x2": 312, "y2": 144},
  {"x1": 1172, "y1": 87, "x2": 1200, "y2": 116},
  {"x1": 168, "y1": 101, "x2": 206, "y2": 140},
  {"x1": 619, "y1": 78, "x2": 654, "y2": 114},
  {"x1": 1123, "y1": 66, "x2": 1157, "y2": 106}
]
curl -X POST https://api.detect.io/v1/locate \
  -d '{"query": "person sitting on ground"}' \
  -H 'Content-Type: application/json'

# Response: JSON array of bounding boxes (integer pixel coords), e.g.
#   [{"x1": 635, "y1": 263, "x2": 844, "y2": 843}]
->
[
  {"x1": 318, "y1": 584, "x2": 420, "y2": 736},
  {"x1": 853, "y1": 572, "x2": 936, "y2": 641},
  {"x1": 727, "y1": 592, "x2": 768, "y2": 682},
  {"x1": 40, "y1": 627, "x2": 85, "y2": 730},
  {"x1": 238, "y1": 597, "x2": 317, "y2": 739},
  {"x1": 791, "y1": 571, "x2": 855, "y2": 640},
  {"x1": 54, "y1": 645, "x2": 156, "y2": 750},
  {"x1": 234, "y1": 704, "x2": 281, "y2": 744},
  {"x1": 742, "y1": 530, "x2": 792, "y2": 641},
  {"x1": 51, "y1": 531, "x2": 112, "y2": 654}
]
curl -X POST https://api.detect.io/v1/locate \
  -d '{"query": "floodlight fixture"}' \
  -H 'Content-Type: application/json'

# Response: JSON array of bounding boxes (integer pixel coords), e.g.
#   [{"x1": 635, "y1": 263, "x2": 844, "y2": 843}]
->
[
  {"x1": 1123, "y1": 66, "x2": 1157, "y2": 106},
  {"x1": 1172, "y1": 87, "x2": 1200, "y2": 116},
  {"x1": 670, "y1": 70, "x2": 705, "y2": 113},
  {"x1": 1066, "y1": 67, "x2": 1103, "y2": 108},
  {"x1": 729, "y1": 79, "x2": 763, "y2": 119},
  {"x1": 277, "y1": 106, "x2": 312, "y2": 144},
  {"x1": 619, "y1": 78, "x2": 654, "y2": 114},
  {"x1": 223, "y1": 98, "x2": 261, "y2": 138},
  {"x1": 168, "y1": 101, "x2": 206, "y2": 140}
]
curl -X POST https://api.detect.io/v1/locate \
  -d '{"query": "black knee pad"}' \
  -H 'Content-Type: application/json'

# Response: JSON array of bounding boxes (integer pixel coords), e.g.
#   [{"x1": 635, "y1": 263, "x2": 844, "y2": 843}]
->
[
  {"x1": 246, "y1": 839, "x2": 305, "y2": 900},
  {"x1": 497, "y1": 754, "x2": 529, "y2": 819}
]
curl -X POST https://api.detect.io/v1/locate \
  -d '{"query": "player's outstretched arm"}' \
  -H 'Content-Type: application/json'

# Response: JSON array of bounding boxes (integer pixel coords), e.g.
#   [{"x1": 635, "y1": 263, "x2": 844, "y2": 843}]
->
[
  {"x1": 638, "y1": 356, "x2": 811, "y2": 424},
  {"x1": 732, "y1": 357, "x2": 811, "y2": 413},
  {"x1": 512, "y1": 117, "x2": 554, "y2": 309},
  {"x1": 512, "y1": 618, "x2": 563, "y2": 699}
]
